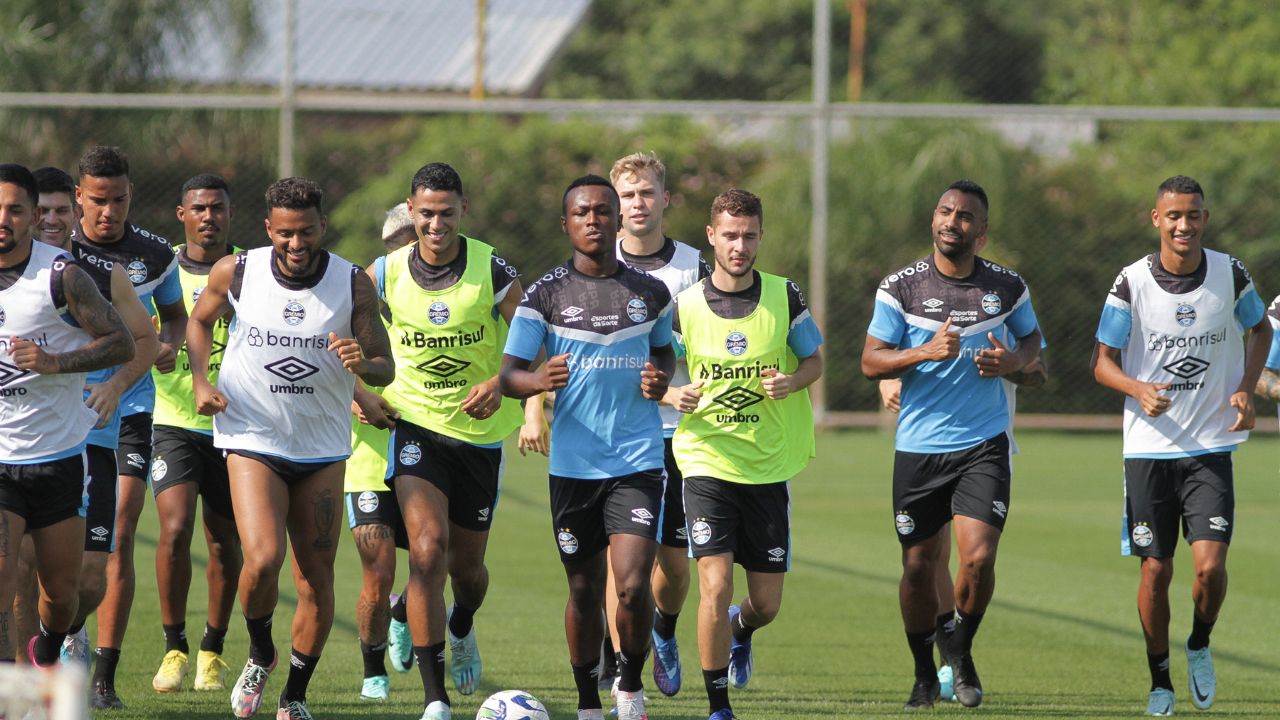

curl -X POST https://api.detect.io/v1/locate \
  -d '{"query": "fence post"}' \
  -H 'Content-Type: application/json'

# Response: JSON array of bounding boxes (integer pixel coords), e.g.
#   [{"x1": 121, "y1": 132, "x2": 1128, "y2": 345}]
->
[
  {"x1": 810, "y1": 0, "x2": 831, "y2": 426},
  {"x1": 278, "y1": 0, "x2": 297, "y2": 178}
]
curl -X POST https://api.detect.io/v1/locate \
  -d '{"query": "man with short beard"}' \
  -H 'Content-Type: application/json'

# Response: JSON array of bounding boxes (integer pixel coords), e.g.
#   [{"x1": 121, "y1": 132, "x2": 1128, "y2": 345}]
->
[{"x1": 861, "y1": 180, "x2": 1042, "y2": 711}]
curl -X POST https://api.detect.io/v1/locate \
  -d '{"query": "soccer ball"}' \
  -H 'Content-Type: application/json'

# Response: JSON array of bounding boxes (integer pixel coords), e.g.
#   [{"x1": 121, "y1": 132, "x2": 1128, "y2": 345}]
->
[{"x1": 475, "y1": 689, "x2": 550, "y2": 720}]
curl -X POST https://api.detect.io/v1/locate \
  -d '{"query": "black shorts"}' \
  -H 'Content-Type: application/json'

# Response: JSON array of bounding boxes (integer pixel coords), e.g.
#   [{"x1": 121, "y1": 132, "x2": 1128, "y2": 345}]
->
[
  {"x1": 658, "y1": 438, "x2": 688, "y2": 549},
  {"x1": 117, "y1": 412, "x2": 153, "y2": 479},
  {"x1": 549, "y1": 469, "x2": 664, "y2": 563},
  {"x1": 1123, "y1": 452, "x2": 1234, "y2": 558},
  {"x1": 892, "y1": 433, "x2": 1012, "y2": 546},
  {"x1": 683, "y1": 476, "x2": 791, "y2": 573},
  {"x1": 84, "y1": 445, "x2": 118, "y2": 552},
  {"x1": 225, "y1": 450, "x2": 342, "y2": 487},
  {"x1": 152, "y1": 426, "x2": 234, "y2": 520},
  {"x1": 346, "y1": 490, "x2": 409, "y2": 550},
  {"x1": 390, "y1": 420, "x2": 503, "y2": 533},
  {"x1": 0, "y1": 453, "x2": 87, "y2": 529}
]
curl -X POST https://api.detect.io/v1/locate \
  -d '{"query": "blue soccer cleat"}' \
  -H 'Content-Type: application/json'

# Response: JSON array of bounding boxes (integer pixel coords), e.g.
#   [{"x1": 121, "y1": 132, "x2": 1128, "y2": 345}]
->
[
  {"x1": 727, "y1": 605, "x2": 753, "y2": 690},
  {"x1": 651, "y1": 629, "x2": 682, "y2": 696},
  {"x1": 1146, "y1": 687, "x2": 1174, "y2": 716},
  {"x1": 1186, "y1": 643, "x2": 1215, "y2": 710}
]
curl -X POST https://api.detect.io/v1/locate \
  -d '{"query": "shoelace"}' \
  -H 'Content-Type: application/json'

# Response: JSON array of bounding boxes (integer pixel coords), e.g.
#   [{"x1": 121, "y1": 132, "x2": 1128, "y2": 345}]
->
[{"x1": 280, "y1": 700, "x2": 312, "y2": 720}]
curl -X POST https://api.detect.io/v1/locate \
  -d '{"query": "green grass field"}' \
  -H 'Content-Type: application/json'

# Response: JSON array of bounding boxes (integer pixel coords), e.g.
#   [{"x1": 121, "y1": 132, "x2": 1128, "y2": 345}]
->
[{"x1": 90, "y1": 429, "x2": 1280, "y2": 719}]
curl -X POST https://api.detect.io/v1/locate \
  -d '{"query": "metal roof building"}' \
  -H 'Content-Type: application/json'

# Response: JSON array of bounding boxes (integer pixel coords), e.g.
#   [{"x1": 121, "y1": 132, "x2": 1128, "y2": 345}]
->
[{"x1": 163, "y1": 0, "x2": 591, "y2": 96}]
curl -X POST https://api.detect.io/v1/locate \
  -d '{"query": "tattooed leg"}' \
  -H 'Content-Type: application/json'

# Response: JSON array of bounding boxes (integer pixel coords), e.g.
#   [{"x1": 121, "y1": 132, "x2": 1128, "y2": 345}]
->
[
  {"x1": 284, "y1": 462, "x2": 344, "y2": 655},
  {"x1": 351, "y1": 523, "x2": 397, "y2": 647}
]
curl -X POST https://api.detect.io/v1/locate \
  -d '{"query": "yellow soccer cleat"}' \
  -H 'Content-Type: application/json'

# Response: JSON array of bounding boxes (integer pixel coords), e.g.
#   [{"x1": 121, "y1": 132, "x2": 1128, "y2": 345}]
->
[
  {"x1": 153, "y1": 650, "x2": 191, "y2": 693},
  {"x1": 195, "y1": 649, "x2": 232, "y2": 691}
]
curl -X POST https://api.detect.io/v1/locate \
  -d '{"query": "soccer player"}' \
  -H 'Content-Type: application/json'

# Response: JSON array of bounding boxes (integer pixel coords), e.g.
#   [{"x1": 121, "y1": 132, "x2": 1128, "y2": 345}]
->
[
  {"x1": 149, "y1": 174, "x2": 243, "y2": 693},
  {"x1": 11, "y1": 167, "x2": 158, "y2": 679},
  {"x1": 70, "y1": 146, "x2": 189, "y2": 707},
  {"x1": 501, "y1": 175, "x2": 675, "y2": 720},
  {"x1": 374, "y1": 162, "x2": 532, "y2": 720},
  {"x1": 0, "y1": 162, "x2": 134, "y2": 665},
  {"x1": 1092, "y1": 176, "x2": 1269, "y2": 717},
  {"x1": 1253, "y1": 295, "x2": 1280, "y2": 410},
  {"x1": 600, "y1": 151, "x2": 711, "y2": 699},
  {"x1": 345, "y1": 204, "x2": 415, "y2": 703},
  {"x1": 662, "y1": 189, "x2": 823, "y2": 720},
  {"x1": 861, "y1": 180, "x2": 1042, "y2": 710},
  {"x1": 187, "y1": 177, "x2": 394, "y2": 720}
]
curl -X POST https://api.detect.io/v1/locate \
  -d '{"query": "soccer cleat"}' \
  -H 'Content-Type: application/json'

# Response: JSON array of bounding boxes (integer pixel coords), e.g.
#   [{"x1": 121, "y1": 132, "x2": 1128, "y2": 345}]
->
[
  {"x1": 1186, "y1": 643, "x2": 1215, "y2": 710},
  {"x1": 903, "y1": 677, "x2": 941, "y2": 711},
  {"x1": 230, "y1": 654, "x2": 277, "y2": 718},
  {"x1": 707, "y1": 710, "x2": 737, "y2": 720},
  {"x1": 388, "y1": 616, "x2": 413, "y2": 672},
  {"x1": 937, "y1": 663, "x2": 955, "y2": 702},
  {"x1": 276, "y1": 700, "x2": 313, "y2": 720},
  {"x1": 152, "y1": 649, "x2": 191, "y2": 692},
  {"x1": 447, "y1": 610, "x2": 481, "y2": 695},
  {"x1": 726, "y1": 605, "x2": 753, "y2": 690},
  {"x1": 90, "y1": 680, "x2": 127, "y2": 710},
  {"x1": 360, "y1": 674, "x2": 390, "y2": 701},
  {"x1": 59, "y1": 627, "x2": 90, "y2": 668},
  {"x1": 651, "y1": 629, "x2": 682, "y2": 697},
  {"x1": 577, "y1": 711, "x2": 606, "y2": 720},
  {"x1": 420, "y1": 699, "x2": 452, "y2": 720},
  {"x1": 194, "y1": 650, "x2": 231, "y2": 690},
  {"x1": 951, "y1": 653, "x2": 983, "y2": 708},
  {"x1": 1146, "y1": 687, "x2": 1175, "y2": 716},
  {"x1": 614, "y1": 689, "x2": 648, "y2": 720},
  {"x1": 26, "y1": 636, "x2": 51, "y2": 669}
]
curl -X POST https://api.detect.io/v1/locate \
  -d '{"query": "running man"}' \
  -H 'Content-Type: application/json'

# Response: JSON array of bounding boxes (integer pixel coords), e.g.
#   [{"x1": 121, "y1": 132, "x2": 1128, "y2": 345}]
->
[
  {"x1": 149, "y1": 174, "x2": 243, "y2": 693},
  {"x1": 374, "y1": 162, "x2": 532, "y2": 719},
  {"x1": 11, "y1": 167, "x2": 157, "y2": 682},
  {"x1": 345, "y1": 204, "x2": 415, "y2": 703},
  {"x1": 861, "y1": 180, "x2": 1042, "y2": 710},
  {"x1": 1092, "y1": 175, "x2": 1269, "y2": 717},
  {"x1": 0, "y1": 163, "x2": 134, "y2": 666},
  {"x1": 662, "y1": 189, "x2": 823, "y2": 720},
  {"x1": 71, "y1": 146, "x2": 188, "y2": 708},
  {"x1": 599, "y1": 151, "x2": 711, "y2": 699},
  {"x1": 501, "y1": 175, "x2": 674, "y2": 720},
  {"x1": 187, "y1": 176, "x2": 394, "y2": 720}
]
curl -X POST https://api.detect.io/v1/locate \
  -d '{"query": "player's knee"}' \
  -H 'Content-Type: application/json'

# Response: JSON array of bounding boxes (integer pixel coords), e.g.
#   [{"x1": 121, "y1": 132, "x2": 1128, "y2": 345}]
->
[
  {"x1": 1141, "y1": 556, "x2": 1174, "y2": 584},
  {"x1": 367, "y1": 562, "x2": 397, "y2": 596},
  {"x1": 241, "y1": 552, "x2": 285, "y2": 588},
  {"x1": 748, "y1": 595, "x2": 782, "y2": 624},
  {"x1": 449, "y1": 561, "x2": 487, "y2": 598},
  {"x1": 698, "y1": 574, "x2": 733, "y2": 608},
  {"x1": 157, "y1": 518, "x2": 196, "y2": 554},
  {"x1": 959, "y1": 546, "x2": 997, "y2": 577},
  {"x1": 1194, "y1": 558, "x2": 1227, "y2": 588},
  {"x1": 408, "y1": 539, "x2": 448, "y2": 582},
  {"x1": 613, "y1": 577, "x2": 649, "y2": 612}
]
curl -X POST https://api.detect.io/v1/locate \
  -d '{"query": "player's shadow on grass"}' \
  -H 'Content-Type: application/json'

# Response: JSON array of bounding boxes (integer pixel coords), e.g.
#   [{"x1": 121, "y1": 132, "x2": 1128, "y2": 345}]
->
[{"x1": 795, "y1": 555, "x2": 1280, "y2": 675}]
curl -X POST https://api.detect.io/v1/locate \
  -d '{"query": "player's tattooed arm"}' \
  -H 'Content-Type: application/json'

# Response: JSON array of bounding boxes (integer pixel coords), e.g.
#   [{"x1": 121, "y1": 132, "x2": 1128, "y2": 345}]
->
[
  {"x1": 19, "y1": 263, "x2": 134, "y2": 374},
  {"x1": 84, "y1": 265, "x2": 160, "y2": 426},
  {"x1": 342, "y1": 271, "x2": 394, "y2": 387},
  {"x1": 1254, "y1": 368, "x2": 1280, "y2": 401},
  {"x1": 188, "y1": 255, "x2": 237, "y2": 415}
]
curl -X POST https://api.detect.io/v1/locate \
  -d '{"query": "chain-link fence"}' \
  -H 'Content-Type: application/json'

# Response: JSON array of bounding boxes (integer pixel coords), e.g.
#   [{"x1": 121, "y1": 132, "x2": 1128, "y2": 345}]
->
[{"x1": 5, "y1": 0, "x2": 1280, "y2": 424}]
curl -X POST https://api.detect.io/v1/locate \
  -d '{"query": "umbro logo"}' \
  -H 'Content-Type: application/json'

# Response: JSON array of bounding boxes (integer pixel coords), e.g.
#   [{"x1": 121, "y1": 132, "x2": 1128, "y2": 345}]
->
[
  {"x1": 922, "y1": 297, "x2": 944, "y2": 312},
  {"x1": 1209, "y1": 516, "x2": 1229, "y2": 531},
  {"x1": 478, "y1": 507, "x2": 491, "y2": 521},
  {"x1": 992, "y1": 501, "x2": 1008, "y2": 518},
  {"x1": 265, "y1": 356, "x2": 320, "y2": 383},
  {"x1": 0, "y1": 361, "x2": 30, "y2": 387},
  {"x1": 417, "y1": 354, "x2": 471, "y2": 378},
  {"x1": 126, "y1": 453, "x2": 146, "y2": 468},
  {"x1": 561, "y1": 306, "x2": 585, "y2": 322},
  {"x1": 1162, "y1": 356, "x2": 1210, "y2": 380},
  {"x1": 767, "y1": 547, "x2": 787, "y2": 562},
  {"x1": 89, "y1": 526, "x2": 109, "y2": 538},
  {"x1": 712, "y1": 387, "x2": 764, "y2": 412},
  {"x1": 631, "y1": 508, "x2": 654, "y2": 526}
]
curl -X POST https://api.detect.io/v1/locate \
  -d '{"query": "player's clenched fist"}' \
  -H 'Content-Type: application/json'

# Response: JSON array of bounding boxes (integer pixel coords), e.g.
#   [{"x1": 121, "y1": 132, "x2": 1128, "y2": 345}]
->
[
  {"x1": 193, "y1": 379, "x2": 228, "y2": 416},
  {"x1": 664, "y1": 380, "x2": 703, "y2": 414},
  {"x1": 461, "y1": 377, "x2": 503, "y2": 420},
  {"x1": 9, "y1": 337, "x2": 57, "y2": 374},
  {"x1": 761, "y1": 367, "x2": 797, "y2": 400},
  {"x1": 328, "y1": 331, "x2": 366, "y2": 374},
  {"x1": 1135, "y1": 381, "x2": 1172, "y2": 417},
  {"x1": 536, "y1": 353, "x2": 570, "y2": 392},
  {"x1": 640, "y1": 361, "x2": 670, "y2": 400},
  {"x1": 922, "y1": 318, "x2": 961, "y2": 361}
]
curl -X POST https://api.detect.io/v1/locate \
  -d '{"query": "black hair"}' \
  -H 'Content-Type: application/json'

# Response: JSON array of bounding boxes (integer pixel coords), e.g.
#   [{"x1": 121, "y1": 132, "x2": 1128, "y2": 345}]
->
[
  {"x1": 33, "y1": 166, "x2": 75, "y2": 197},
  {"x1": 1157, "y1": 175, "x2": 1204, "y2": 202},
  {"x1": 78, "y1": 146, "x2": 130, "y2": 179},
  {"x1": 562, "y1": 174, "x2": 618, "y2": 213},
  {"x1": 181, "y1": 173, "x2": 231, "y2": 204},
  {"x1": 265, "y1": 176, "x2": 323, "y2": 213},
  {"x1": 0, "y1": 164, "x2": 40, "y2": 207},
  {"x1": 410, "y1": 163, "x2": 464, "y2": 196},
  {"x1": 946, "y1": 179, "x2": 989, "y2": 214}
]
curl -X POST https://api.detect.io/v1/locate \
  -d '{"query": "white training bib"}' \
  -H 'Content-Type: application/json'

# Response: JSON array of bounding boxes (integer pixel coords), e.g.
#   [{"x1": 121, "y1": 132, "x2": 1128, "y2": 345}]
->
[
  {"x1": 215, "y1": 247, "x2": 356, "y2": 460},
  {"x1": 0, "y1": 241, "x2": 96, "y2": 462},
  {"x1": 1119, "y1": 249, "x2": 1245, "y2": 456}
]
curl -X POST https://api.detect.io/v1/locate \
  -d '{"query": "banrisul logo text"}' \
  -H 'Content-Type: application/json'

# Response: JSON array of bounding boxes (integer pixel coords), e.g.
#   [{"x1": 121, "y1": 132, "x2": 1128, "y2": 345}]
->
[
  {"x1": 282, "y1": 301, "x2": 306, "y2": 326},
  {"x1": 725, "y1": 331, "x2": 748, "y2": 356}
]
